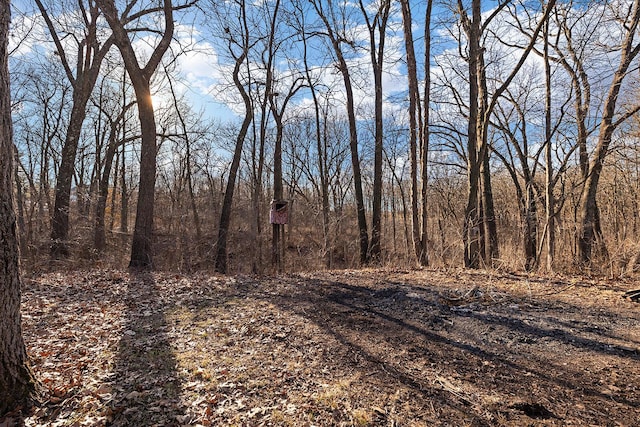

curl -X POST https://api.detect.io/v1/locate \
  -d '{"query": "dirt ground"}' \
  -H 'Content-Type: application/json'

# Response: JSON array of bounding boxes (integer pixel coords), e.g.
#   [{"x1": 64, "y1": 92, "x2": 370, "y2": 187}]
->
[{"x1": 4, "y1": 268, "x2": 640, "y2": 426}]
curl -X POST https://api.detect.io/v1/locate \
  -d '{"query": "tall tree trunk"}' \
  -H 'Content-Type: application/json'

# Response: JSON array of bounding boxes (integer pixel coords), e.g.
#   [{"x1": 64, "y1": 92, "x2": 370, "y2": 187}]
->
[
  {"x1": 477, "y1": 47, "x2": 499, "y2": 265},
  {"x1": 400, "y1": 0, "x2": 427, "y2": 266},
  {"x1": 97, "y1": 0, "x2": 177, "y2": 268},
  {"x1": 272, "y1": 102, "x2": 284, "y2": 273},
  {"x1": 301, "y1": 23, "x2": 331, "y2": 268},
  {"x1": 35, "y1": 0, "x2": 113, "y2": 259},
  {"x1": 360, "y1": 0, "x2": 390, "y2": 263},
  {"x1": 215, "y1": 51, "x2": 253, "y2": 274},
  {"x1": 419, "y1": 0, "x2": 433, "y2": 267},
  {"x1": 0, "y1": 0, "x2": 39, "y2": 413},
  {"x1": 312, "y1": 0, "x2": 369, "y2": 264},
  {"x1": 128, "y1": 83, "x2": 157, "y2": 267},
  {"x1": 460, "y1": 0, "x2": 555, "y2": 268},
  {"x1": 544, "y1": 15, "x2": 555, "y2": 272},
  {"x1": 50, "y1": 102, "x2": 88, "y2": 258},
  {"x1": 166, "y1": 73, "x2": 202, "y2": 242},
  {"x1": 577, "y1": 0, "x2": 640, "y2": 263},
  {"x1": 460, "y1": 0, "x2": 482, "y2": 268}
]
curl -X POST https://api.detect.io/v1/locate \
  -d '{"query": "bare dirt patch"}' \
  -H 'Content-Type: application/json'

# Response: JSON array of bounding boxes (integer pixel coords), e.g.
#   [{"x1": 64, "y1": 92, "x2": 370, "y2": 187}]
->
[{"x1": 5, "y1": 268, "x2": 640, "y2": 426}]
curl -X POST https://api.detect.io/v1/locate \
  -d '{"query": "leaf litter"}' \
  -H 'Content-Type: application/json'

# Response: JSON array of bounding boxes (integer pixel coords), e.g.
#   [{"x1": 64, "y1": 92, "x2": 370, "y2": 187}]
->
[{"x1": 6, "y1": 268, "x2": 640, "y2": 426}]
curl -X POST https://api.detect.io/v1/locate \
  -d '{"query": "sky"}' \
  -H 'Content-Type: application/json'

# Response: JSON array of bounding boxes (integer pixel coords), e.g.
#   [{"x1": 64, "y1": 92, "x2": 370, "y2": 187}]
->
[
  {"x1": 7, "y1": 0, "x2": 425, "y2": 125},
  {"x1": 8, "y1": 0, "x2": 636, "y2": 145}
]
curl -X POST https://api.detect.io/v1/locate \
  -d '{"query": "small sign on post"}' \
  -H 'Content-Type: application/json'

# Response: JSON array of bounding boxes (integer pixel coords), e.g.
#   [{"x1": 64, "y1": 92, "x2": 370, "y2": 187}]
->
[{"x1": 270, "y1": 200, "x2": 289, "y2": 224}]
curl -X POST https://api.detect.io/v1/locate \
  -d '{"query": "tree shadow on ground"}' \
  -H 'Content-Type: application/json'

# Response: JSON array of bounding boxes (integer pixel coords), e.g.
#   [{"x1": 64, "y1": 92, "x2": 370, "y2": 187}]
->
[
  {"x1": 107, "y1": 271, "x2": 187, "y2": 426},
  {"x1": 253, "y1": 276, "x2": 640, "y2": 423}
]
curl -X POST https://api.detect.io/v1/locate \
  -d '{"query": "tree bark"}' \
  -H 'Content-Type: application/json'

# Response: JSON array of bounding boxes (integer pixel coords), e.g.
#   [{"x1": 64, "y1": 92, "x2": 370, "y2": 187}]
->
[
  {"x1": 400, "y1": 0, "x2": 428, "y2": 266},
  {"x1": 459, "y1": 0, "x2": 555, "y2": 268},
  {"x1": 543, "y1": 15, "x2": 555, "y2": 272},
  {"x1": 35, "y1": 0, "x2": 114, "y2": 259},
  {"x1": 419, "y1": 0, "x2": 433, "y2": 267},
  {"x1": 97, "y1": 0, "x2": 177, "y2": 268},
  {"x1": 215, "y1": 51, "x2": 253, "y2": 274},
  {"x1": 460, "y1": 0, "x2": 482, "y2": 268},
  {"x1": 0, "y1": 0, "x2": 39, "y2": 413},
  {"x1": 577, "y1": 0, "x2": 640, "y2": 263},
  {"x1": 312, "y1": 0, "x2": 369, "y2": 265},
  {"x1": 359, "y1": 0, "x2": 390, "y2": 263}
]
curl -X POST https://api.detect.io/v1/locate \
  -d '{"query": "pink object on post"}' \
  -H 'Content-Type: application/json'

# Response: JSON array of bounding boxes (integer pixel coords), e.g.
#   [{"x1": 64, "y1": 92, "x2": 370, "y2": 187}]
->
[{"x1": 270, "y1": 200, "x2": 289, "y2": 224}]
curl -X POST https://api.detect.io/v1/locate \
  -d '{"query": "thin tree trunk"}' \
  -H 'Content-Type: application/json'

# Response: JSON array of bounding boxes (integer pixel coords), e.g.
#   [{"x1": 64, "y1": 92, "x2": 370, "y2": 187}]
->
[
  {"x1": 523, "y1": 182, "x2": 538, "y2": 271},
  {"x1": 94, "y1": 138, "x2": 118, "y2": 252},
  {"x1": 544, "y1": 14, "x2": 555, "y2": 271},
  {"x1": 302, "y1": 27, "x2": 331, "y2": 268},
  {"x1": 166, "y1": 73, "x2": 202, "y2": 242},
  {"x1": 460, "y1": 0, "x2": 482, "y2": 268},
  {"x1": 119, "y1": 143, "x2": 128, "y2": 233},
  {"x1": 400, "y1": 0, "x2": 423, "y2": 265},
  {"x1": 215, "y1": 50, "x2": 253, "y2": 274},
  {"x1": 312, "y1": 0, "x2": 369, "y2": 264},
  {"x1": 419, "y1": 0, "x2": 433, "y2": 267},
  {"x1": 359, "y1": 0, "x2": 390, "y2": 263},
  {"x1": 14, "y1": 146, "x2": 27, "y2": 252},
  {"x1": 94, "y1": 104, "x2": 134, "y2": 252}
]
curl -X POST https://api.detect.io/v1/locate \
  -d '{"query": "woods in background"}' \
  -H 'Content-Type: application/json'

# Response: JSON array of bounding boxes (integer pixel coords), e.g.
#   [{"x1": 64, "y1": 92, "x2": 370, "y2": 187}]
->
[{"x1": 7, "y1": 0, "x2": 640, "y2": 275}]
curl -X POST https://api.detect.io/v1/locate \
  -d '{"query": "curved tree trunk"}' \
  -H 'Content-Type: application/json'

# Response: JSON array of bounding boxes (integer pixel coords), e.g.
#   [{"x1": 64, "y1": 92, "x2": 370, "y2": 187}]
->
[
  {"x1": 215, "y1": 51, "x2": 253, "y2": 274},
  {"x1": 97, "y1": 0, "x2": 176, "y2": 268},
  {"x1": 577, "y1": 0, "x2": 640, "y2": 263}
]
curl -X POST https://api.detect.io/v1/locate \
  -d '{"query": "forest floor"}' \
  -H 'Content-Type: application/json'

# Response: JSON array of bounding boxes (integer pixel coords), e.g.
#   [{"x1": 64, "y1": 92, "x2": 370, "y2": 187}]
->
[{"x1": 4, "y1": 268, "x2": 640, "y2": 426}]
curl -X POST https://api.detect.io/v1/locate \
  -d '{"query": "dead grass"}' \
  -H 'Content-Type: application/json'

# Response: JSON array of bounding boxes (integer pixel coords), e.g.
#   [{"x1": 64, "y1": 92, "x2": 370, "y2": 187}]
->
[{"x1": 4, "y1": 268, "x2": 639, "y2": 426}]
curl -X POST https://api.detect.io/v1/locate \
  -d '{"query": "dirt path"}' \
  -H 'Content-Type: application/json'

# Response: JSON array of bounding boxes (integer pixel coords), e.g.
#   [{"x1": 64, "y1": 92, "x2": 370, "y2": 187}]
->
[{"x1": 10, "y1": 268, "x2": 640, "y2": 426}]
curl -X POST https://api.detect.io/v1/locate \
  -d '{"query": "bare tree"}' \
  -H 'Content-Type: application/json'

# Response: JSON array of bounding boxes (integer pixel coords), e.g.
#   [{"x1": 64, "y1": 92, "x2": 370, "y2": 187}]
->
[
  {"x1": 310, "y1": 0, "x2": 369, "y2": 264},
  {"x1": 13, "y1": 59, "x2": 69, "y2": 248},
  {"x1": 575, "y1": 0, "x2": 640, "y2": 263},
  {"x1": 0, "y1": 0, "x2": 39, "y2": 413},
  {"x1": 96, "y1": 0, "x2": 193, "y2": 268},
  {"x1": 93, "y1": 90, "x2": 136, "y2": 252},
  {"x1": 211, "y1": 0, "x2": 256, "y2": 274},
  {"x1": 400, "y1": 0, "x2": 432, "y2": 266},
  {"x1": 34, "y1": 0, "x2": 115, "y2": 258},
  {"x1": 456, "y1": 0, "x2": 555, "y2": 267},
  {"x1": 491, "y1": 83, "x2": 544, "y2": 271},
  {"x1": 358, "y1": 0, "x2": 390, "y2": 263},
  {"x1": 295, "y1": 0, "x2": 333, "y2": 267}
]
